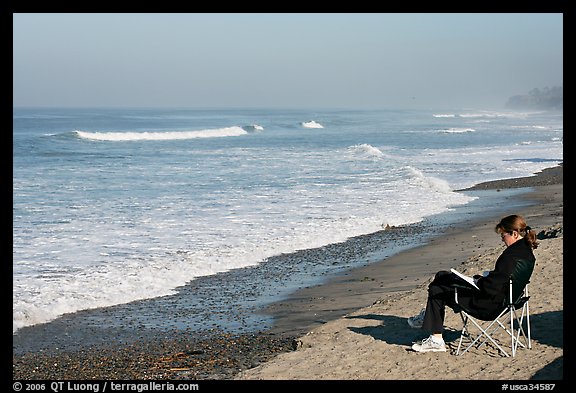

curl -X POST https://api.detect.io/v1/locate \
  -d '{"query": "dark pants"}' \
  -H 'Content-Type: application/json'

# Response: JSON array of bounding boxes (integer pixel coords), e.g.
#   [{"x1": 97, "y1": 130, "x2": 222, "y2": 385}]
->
[{"x1": 421, "y1": 270, "x2": 475, "y2": 334}]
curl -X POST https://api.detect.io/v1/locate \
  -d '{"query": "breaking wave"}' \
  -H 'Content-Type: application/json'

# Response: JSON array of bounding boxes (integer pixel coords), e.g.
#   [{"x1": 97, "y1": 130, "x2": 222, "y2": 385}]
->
[{"x1": 74, "y1": 126, "x2": 248, "y2": 141}]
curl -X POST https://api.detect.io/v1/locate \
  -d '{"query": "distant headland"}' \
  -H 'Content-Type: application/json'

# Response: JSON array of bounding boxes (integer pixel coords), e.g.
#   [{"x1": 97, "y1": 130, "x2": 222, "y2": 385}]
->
[{"x1": 505, "y1": 86, "x2": 563, "y2": 110}]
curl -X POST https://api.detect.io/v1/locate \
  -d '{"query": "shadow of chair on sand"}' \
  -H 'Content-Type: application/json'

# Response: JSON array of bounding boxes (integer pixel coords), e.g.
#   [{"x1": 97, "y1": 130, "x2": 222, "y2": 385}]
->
[
  {"x1": 346, "y1": 309, "x2": 563, "y2": 356},
  {"x1": 346, "y1": 311, "x2": 563, "y2": 379},
  {"x1": 346, "y1": 313, "x2": 462, "y2": 348}
]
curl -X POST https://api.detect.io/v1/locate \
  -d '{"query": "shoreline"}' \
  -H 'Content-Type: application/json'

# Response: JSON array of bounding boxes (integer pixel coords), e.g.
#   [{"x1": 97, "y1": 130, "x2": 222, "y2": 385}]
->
[
  {"x1": 263, "y1": 164, "x2": 563, "y2": 337},
  {"x1": 237, "y1": 165, "x2": 563, "y2": 380},
  {"x1": 13, "y1": 164, "x2": 563, "y2": 380}
]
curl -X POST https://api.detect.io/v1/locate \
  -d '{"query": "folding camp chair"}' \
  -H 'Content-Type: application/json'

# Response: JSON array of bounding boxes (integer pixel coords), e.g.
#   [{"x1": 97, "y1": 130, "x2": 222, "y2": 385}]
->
[{"x1": 451, "y1": 259, "x2": 534, "y2": 357}]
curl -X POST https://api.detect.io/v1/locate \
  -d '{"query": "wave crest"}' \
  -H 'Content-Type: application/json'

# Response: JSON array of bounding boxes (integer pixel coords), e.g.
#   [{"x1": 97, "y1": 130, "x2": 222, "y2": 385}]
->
[
  {"x1": 242, "y1": 124, "x2": 264, "y2": 132},
  {"x1": 437, "y1": 127, "x2": 475, "y2": 133},
  {"x1": 74, "y1": 126, "x2": 248, "y2": 141},
  {"x1": 348, "y1": 143, "x2": 385, "y2": 159},
  {"x1": 301, "y1": 120, "x2": 324, "y2": 129},
  {"x1": 405, "y1": 166, "x2": 452, "y2": 193}
]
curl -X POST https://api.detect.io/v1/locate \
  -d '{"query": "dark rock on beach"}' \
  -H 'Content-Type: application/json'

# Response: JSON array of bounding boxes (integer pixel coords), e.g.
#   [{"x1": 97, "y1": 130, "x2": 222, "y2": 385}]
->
[
  {"x1": 13, "y1": 330, "x2": 295, "y2": 380},
  {"x1": 458, "y1": 164, "x2": 562, "y2": 191}
]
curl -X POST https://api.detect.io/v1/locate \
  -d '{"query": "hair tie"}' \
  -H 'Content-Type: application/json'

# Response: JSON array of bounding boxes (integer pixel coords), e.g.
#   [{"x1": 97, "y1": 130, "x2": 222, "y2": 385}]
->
[{"x1": 525, "y1": 226, "x2": 532, "y2": 232}]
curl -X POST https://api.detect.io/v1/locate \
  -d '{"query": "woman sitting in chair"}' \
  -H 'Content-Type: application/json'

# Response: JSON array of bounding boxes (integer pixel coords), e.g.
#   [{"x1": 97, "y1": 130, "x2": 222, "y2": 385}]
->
[{"x1": 408, "y1": 214, "x2": 538, "y2": 353}]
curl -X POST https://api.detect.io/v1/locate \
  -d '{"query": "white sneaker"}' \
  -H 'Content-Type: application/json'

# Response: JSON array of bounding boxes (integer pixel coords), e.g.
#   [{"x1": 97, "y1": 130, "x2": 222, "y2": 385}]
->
[
  {"x1": 407, "y1": 308, "x2": 426, "y2": 329},
  {"x1": 411, "y1": 335, "x2": 447, "y2": 353}
]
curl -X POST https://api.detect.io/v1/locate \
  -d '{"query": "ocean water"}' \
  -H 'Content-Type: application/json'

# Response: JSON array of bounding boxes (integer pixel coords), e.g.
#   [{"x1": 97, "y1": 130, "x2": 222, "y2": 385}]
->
[{"x1": 13, "y1": 107, "x2": 563, "y2": 334}]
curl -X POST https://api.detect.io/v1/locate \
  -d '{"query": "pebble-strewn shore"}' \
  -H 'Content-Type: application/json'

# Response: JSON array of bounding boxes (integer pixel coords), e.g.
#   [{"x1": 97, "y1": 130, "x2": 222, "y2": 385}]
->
[
  {"x1": 13, "y1": 330, "x2": 295, "y2": 380},
  {"x1": 458, "y1": 164, "x2": 562, "y2": 190}
]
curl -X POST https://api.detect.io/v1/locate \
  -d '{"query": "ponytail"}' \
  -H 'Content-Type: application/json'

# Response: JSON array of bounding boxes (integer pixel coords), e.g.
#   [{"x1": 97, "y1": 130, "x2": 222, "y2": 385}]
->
[{"x1": 523, "y1": 226, "x2": 539, "y2": 250}]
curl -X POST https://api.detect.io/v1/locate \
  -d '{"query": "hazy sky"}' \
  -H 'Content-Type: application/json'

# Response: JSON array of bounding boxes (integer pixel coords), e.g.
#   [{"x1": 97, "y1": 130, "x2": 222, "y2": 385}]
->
[{"x1": 13, "y1": 13, "x2": 563, "y2": 110}]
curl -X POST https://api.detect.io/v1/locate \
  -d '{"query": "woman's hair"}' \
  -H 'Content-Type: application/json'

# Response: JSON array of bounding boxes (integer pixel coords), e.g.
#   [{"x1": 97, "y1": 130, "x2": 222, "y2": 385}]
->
[{"x1": 495, "y1": 214, "x2": 539, "y2": 249}]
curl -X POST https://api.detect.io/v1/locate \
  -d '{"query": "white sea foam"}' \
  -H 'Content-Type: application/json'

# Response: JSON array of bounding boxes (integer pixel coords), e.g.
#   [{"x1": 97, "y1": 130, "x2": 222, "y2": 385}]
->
[
  {"x1": 437, "y1": 127, "x2": 475, "y2": 133},
  {"x1": 348, "y1": 143, "x2": 385, "y2": 159},
  {"x1": 404, "y1": 166, "x2": 453, "y2": 193},
  {"x1": 510, "y1": 125, "x2": 549, "y2": 130},
  {"x1": 457, "y1": 110, "x2": 541, "y2": 119},
  {"x1": 13, "y1": 250, "x2": 254, "y2": 333},
  {"x1": 242, "y1": 124, "x2": 264, "y2": 132},
  {"x1": 74, "y1": 126, "x2": 248, "y2": 141},
  {"x1": 301, "y1": 120, "x2": 324, "y2": 128}
]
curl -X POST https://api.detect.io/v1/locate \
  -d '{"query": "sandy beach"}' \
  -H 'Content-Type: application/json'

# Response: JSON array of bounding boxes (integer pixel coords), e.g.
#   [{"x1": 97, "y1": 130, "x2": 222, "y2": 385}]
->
[
  {"x1": 13, "y1": 165, "x2": 563, "y2": 381},
  {"x1": 237, "y1": 165, "x2": 564, "y2": 381}
]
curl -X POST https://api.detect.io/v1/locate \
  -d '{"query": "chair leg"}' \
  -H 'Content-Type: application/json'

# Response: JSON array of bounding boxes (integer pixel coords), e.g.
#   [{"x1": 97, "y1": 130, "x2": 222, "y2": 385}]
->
[
  {"x1": 456, "y1": 312, "x2": 468, "y2": 355},
  {"x1": 526, "y1": 302, "x2": 532, "y2": 349},
  {"x1": 470, "y1": 315, "x2": 510, "y2": 357},
  {"x1": 453, "y1": 283, "x2": 532, "y2": 357},
  {"x1": 475, "y1": 306, "x2": 533, "y2": 357},
  {"x1": 456, "y1": 311, "x2": 510, "y2": 357},
  {"x1": 512, "y1": 307, "x2": 530, "y2": 352},
  {"x1": 511, "y1": 305, "x2": 516, "y2": 357},
  {"x1": 494, "y1": 306, "x2": 531, "y2": 357}
]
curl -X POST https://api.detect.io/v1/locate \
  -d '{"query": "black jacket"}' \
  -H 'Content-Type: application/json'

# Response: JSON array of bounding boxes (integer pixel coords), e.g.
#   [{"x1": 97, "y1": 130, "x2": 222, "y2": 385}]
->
[{"x1": 460, "y1": 239, "x2": 535, "y2": 319}]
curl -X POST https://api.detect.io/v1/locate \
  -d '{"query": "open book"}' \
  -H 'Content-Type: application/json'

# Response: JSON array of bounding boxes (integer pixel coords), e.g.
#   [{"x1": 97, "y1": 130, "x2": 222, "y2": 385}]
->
[{"x1": 450, "y1": 268, "x2": 480, "y2": 290}]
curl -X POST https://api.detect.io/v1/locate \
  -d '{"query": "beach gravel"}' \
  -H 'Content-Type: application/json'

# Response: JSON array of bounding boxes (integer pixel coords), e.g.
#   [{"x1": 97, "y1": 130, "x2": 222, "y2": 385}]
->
[{"x1": 13, "y1": 330, "x2": 295, "y2": 380}]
